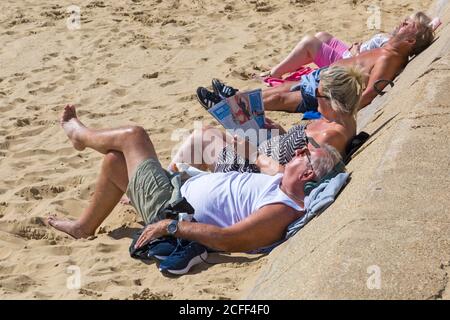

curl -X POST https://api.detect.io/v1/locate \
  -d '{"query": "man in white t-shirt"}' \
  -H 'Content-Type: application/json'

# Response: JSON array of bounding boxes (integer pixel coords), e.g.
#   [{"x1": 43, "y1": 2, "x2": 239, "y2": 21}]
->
[{"x1": 49, "y1": 105, "x2": 341, "y2": 253}]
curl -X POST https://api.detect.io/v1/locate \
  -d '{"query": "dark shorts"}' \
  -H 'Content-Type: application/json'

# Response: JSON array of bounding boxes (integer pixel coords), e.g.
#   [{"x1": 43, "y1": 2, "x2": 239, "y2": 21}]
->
[
  {"x1": 126, "y1": 158, "x2": 176, "y2": 225},
  {"x1": 290, "y1": 67, "x2": 327, "y2": 113}
]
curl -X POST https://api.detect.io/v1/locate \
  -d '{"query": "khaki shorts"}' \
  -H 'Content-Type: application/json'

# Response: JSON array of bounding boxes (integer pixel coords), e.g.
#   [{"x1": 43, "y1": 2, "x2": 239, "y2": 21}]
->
[{"x1": 126, "y1": 158, "x2": 174, "y2": 225}]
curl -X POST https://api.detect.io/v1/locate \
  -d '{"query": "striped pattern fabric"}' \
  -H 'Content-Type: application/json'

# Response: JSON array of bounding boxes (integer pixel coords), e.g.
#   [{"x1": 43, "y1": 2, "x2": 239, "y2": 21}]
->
[{"x1": 214, "y1": 124, "x2": 308, "y2": 173}]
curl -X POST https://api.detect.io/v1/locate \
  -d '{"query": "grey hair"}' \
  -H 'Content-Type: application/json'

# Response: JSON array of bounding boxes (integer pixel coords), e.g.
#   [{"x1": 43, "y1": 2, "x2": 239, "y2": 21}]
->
[{"x1": 310, "y1": 144, "x2": 342, "y2": 180}]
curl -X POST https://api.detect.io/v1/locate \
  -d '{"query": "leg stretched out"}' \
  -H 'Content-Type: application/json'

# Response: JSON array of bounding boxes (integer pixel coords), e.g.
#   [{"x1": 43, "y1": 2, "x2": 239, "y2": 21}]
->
[{"x1": 48, "y1": 105, "x2": 160, "y2": 238}]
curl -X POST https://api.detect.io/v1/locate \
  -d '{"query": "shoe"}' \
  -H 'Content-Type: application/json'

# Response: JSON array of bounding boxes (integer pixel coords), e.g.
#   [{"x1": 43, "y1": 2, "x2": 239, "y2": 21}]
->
[
  {"x1": 146, "y1": 237, "x2": 179, "y2": 261},
  {"x1": 159, "y1": 241, "x2": 207, "y2": 275},
  {"x1": 196, "y1": 87, "x2": 222, "y2": 110},
  {"x1": 211, "y1": 78, "x2": 238, "y2": 99}
]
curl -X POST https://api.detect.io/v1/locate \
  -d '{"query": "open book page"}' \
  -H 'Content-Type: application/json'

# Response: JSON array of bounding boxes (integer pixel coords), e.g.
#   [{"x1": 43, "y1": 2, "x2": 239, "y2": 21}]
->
[{"x1": 208, "y1": 89, "x2": 270, "y2": 145}]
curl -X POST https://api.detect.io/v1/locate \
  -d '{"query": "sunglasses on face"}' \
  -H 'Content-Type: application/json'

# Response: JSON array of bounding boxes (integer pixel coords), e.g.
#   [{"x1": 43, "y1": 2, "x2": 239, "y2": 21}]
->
[
  {"x1": 315, "y1": 87, "x2": 330, "y2": 100},
  {"x1": 306, "y1": 135, "x2": 321, "y2": 149},
  {"x1": 302, "y1": 136, "x2": 321, "y2": 175}
]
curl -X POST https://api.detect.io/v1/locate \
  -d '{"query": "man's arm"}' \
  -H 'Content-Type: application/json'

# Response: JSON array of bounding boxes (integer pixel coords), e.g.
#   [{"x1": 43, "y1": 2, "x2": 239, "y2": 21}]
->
[
  {"x1": 359, "y1": 55, "x2": 403, "y2": 110},
  {"x1": 135, "y1": 204, "x2": 303, "y2": 252}
]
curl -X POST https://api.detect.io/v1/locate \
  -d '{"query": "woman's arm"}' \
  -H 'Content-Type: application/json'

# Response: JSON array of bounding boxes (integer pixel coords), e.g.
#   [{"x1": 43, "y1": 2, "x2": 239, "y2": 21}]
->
[{"x1": 256, "y1": 154, "x2": 284, "y2": 175}]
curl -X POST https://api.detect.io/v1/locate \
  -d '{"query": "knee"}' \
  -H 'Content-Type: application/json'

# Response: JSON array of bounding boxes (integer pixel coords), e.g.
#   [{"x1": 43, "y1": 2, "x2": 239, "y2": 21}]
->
[
  {"x1": 190, "y1": 126, "x2": 211, "y2": 142},
  {"x1": 268, "y1": 93, "x2": 284, "y2": 104},
  {"x1": 315, "y1": 31, "x2": 332, "y2": 42},
  {"x1": 301, "y1": 34, "x2": 316, "y2": 45},
  {"x1": 274, "y1": 92, "x2": 294, "y2": 106},
  {"x1": 199, "y1": 126, "x2": 215, "y2": 136},
  {"x1": 192, "y1": 126, "x2": 221, "y2": 143},
  {"x1": 125, "y1": 126, "x2": 149, "y2": 143},
  {"x1": 103, "y1": 151, "x2": 124, "y2": 169}
]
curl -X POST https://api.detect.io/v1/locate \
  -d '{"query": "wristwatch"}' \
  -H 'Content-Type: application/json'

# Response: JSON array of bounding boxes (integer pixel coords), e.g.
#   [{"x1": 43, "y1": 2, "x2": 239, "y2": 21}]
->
[{"x1": 166, "y1": 220, "x2": 178, "y2": 236}]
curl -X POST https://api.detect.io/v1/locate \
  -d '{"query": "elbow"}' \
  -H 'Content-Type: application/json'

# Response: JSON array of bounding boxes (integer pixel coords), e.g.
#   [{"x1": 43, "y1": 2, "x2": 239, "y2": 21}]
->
[{"x1": 212, "y1": 229, "x2": 245, "y2": 253}]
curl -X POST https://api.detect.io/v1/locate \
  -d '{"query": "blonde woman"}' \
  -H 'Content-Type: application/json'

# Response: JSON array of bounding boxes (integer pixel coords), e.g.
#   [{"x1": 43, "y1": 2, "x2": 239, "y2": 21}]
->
[{"x1": 171, "y1": 65, "x2": 365, "y2": 175}]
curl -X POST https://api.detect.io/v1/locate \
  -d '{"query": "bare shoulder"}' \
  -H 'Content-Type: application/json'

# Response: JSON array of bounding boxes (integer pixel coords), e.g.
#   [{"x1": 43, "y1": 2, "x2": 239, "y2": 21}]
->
[{"x1": 319, "y1": 127, "x2": 349, "y2": 153}]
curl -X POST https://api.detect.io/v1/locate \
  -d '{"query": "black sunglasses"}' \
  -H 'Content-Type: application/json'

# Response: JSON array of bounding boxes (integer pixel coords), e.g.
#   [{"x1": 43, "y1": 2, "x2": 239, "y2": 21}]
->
[
  {"x1": 315, "y1": 87, "x2": 330, "y2": 100},
  {"x1": 306, "y1": 135, "x2": 321, "y2": 149}
]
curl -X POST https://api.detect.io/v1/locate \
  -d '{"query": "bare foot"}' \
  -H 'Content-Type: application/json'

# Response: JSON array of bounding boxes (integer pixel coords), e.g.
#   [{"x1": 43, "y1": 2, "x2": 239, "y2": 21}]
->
[
  {"x1": 47, "y1": 215, "x2": 92, "y2": 239},
  {"x1": 259, "y1": 70, "x2": 272, "y2": 78},
  {"x1": 60, "y1": 104, "x2": 87, "y2": 151}
]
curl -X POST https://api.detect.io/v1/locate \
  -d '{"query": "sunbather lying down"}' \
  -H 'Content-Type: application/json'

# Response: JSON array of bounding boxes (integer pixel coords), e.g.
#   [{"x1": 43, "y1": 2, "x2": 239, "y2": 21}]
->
[
  {"x1": 261, "y1": 12, "x2": 439, "y2": 79},
  {"x1": 48, "y1": 105, "x2": 341, "y2": 255},
  {"x1": 186, "y1": 65, "x2": 364, "y2": 175},
  {"x1": 221, "y1": 15, "x2": 435, "y2": 113}
]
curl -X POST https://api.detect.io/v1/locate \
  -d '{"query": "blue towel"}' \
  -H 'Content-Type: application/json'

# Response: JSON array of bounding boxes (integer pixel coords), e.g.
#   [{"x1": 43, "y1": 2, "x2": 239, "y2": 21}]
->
[
  {"x1": 255, "y1": 172, "x2": 350, "y2": 253},
  {"x1": 302, "y1": 111, "x2": 322, "y2": 120}
]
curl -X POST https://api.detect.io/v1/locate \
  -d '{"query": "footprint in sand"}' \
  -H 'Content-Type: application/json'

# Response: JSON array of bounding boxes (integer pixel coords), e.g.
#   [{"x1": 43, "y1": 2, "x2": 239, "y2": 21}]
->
[
  {"x1": 142, "y1": 72, "x2": 158, "y2": 79},
  {"x1": 119, "y1": 100, "x2": 147, "y2": 109},
  {"x1": 25, "y1": 81, "x2": 42, "y2": 89},
  {"x1": 128, "y1": 289, "x2": 173, "y2": 300},
  {"x1": 160, "y1": 80, "x2": 177, "y2": 88},
  {"x1": 40, "y1": 9, "x2": 65, "y2": 20},
  {"x1": 111, "y1": 88, "x2": 127, "y2": 97},
  {"x1": 177, "y1": 93, "x2": 196, "y2": 102},
  {"x1": 14, "y1": 118, "x2": 31, "y2": 127},
  {"x1": 84, "y1": 78, "x2": 109, "y2": 90},
  {"x1": 254, "y1": 0, "x2": 274, "y2": 12},
  {"x1": 42, "y1": 52, "x2": 59, "y2": 62},
  {"x1": 224, "y1": 56, "x2": 236, "y2": 65},
  {"x1": 15, "y1": 184, "x2": 66, "y2": 201},
  {"x1": 106, "y1": 63, "x2": 120, "y2": 69},
  {"x1": 87, "y1": 1, "x2": 107, "y2": 9}
]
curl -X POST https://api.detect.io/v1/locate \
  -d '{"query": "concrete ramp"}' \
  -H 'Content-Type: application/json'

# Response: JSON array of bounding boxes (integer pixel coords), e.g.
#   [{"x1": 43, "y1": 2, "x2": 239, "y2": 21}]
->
[{"x1": 246, "y1": 3, "x2": 450, "y2": 299}]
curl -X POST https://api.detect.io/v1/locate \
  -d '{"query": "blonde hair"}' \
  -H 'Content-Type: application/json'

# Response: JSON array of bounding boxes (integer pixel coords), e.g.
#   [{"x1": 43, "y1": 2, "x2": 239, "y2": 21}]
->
[
  {"x1": 319, "y1": 66, "x2": 366, "y2": 116},
  {"x1": 410, "y1": 11, "x2": 434, "y2": 56}
]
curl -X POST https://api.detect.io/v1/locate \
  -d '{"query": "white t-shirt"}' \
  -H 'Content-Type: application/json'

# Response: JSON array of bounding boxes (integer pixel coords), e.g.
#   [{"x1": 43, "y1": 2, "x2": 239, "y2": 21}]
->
[
  {"x1": 342, "y1": 33, "x2": 390, "y2": 59},
  {"x1": 180, "y1": 172, "x2": 304, "y2": 228}
]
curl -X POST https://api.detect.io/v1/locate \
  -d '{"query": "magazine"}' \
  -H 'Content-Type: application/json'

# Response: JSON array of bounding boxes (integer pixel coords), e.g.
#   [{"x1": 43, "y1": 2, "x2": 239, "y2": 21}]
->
[{"x1": 207, "y1": 89, "x2": 270, "y2": 145}]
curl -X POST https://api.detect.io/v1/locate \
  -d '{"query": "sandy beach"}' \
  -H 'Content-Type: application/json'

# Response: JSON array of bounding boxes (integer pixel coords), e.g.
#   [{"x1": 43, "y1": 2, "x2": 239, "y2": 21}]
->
[{"x1": 0, "y1": 0, "x2": 445, "y2": 299}]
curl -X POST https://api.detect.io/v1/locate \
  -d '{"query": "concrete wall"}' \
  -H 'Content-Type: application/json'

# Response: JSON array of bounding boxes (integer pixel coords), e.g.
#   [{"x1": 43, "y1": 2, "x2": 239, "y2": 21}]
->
[{"x1": 246, "y1": 3, "x2": 450, "y2": 299}]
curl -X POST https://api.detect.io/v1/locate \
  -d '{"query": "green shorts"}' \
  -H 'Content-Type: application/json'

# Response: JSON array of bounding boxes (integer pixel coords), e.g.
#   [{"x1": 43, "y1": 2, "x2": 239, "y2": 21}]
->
[{"x1": 126, "y1": 158, "x2": 175, "y2": 225}]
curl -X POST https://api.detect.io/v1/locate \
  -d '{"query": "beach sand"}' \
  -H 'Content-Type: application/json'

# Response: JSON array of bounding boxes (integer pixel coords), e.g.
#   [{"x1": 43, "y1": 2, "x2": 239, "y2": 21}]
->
[{"x1": 0, "y1": 0, "x2": 437, "y2": 299}]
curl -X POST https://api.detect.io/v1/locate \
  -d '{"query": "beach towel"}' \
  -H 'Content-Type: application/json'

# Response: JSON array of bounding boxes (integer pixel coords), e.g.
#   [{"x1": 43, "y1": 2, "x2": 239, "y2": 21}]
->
[
  {"x1": 262, "y1": 66, "x2": 314, "y2": 87},
  {"x1": 255, "y1": 171, "x2": 350, "y2": 253}
]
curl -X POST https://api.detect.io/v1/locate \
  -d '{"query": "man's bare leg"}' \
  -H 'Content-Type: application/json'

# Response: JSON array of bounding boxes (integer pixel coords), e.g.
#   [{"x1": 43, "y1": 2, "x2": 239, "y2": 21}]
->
[
  {"x1": 48, "y1": 151, "x2": 128, "y2": 238},
  {"x1": 48, "y1": 104, "x2": 158, "y2": 238},
  {"x1": 60, "y1": 104, "x2": 156, "y2": 177},
  {"x1": 266, "y1": 35, "x2": 323, "y2": 78}
]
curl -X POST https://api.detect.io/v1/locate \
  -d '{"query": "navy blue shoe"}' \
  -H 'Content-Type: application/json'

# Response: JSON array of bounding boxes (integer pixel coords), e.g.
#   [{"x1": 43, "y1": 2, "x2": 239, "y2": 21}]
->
[
  {"x1": 196, "y1": 87, "x2": 222, "y2": 110},
  {"x1": 158, "y1": 241, "x2": 207, "y2": 275},
  {"x1": 212, "y1": 78, "x2": 238, "y2": 99},
  {"x1": 147, "y1": 238, "x2": 178, "y2": 261}
]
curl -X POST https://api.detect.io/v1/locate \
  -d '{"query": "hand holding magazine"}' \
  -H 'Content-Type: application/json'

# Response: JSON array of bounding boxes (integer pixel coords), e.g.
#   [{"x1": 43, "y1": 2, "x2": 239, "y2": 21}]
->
[{"x1": 205, "y1": 89, "x2": 270, "y2": 146}]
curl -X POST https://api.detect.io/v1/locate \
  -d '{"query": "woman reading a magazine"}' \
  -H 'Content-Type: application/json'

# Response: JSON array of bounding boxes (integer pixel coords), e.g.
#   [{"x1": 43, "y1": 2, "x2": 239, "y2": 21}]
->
[{"x1": 169, "y1": 66, "x2": 364, "y2": 175}]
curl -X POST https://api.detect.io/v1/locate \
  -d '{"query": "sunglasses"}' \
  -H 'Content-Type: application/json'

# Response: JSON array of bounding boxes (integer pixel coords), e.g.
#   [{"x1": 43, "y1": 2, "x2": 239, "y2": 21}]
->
[
  {"x1": 306, "y1": 135, "x2": 321, "y2": 149},
  {"x1": 315, "y1": 87, "x2": 330, "y2": 100},
  {"x1": 303, "y1": 136, "x2": 321, "y2": 174}
]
